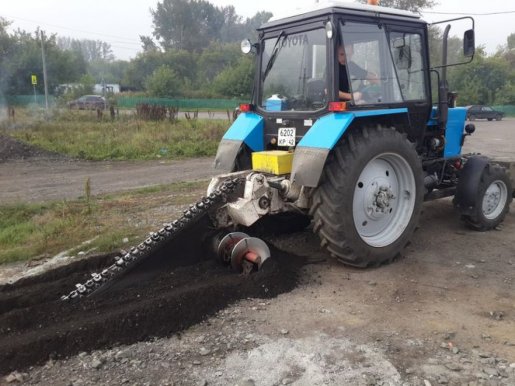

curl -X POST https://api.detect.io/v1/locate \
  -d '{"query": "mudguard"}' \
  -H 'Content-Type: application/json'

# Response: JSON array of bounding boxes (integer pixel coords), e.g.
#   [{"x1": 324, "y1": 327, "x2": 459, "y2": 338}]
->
[
  {"x1": 453, "y1": 155, "x2": 490, "y2": 214},
  {"x1": 291, "y1": 109, "x2": 408, "y2": 187},
  {"x1": 214, "y1": 112, "x2": 264, "y2": 171}
]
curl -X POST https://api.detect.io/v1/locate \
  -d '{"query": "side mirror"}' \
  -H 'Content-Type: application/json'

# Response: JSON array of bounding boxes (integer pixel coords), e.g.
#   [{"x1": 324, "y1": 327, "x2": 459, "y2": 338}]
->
[
  {"x1": 392, "y1": 37, "x2": 405, "y2": 49},
  {"x1": 463, "y1": 29, "x2": 475, "y2": 57}
]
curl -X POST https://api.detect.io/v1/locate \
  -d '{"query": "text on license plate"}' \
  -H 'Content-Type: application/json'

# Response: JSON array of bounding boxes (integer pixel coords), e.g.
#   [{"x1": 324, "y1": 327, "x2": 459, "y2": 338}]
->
[{"x1": 277, "y1": 127, "x2": 296, "y2": 147}]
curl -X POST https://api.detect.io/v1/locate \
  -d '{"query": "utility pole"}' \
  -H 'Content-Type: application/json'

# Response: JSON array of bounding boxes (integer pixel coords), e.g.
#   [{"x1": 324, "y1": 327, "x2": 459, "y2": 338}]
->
[{"x1": 39, "y1": 29, "x2": 49, "y2": 116}]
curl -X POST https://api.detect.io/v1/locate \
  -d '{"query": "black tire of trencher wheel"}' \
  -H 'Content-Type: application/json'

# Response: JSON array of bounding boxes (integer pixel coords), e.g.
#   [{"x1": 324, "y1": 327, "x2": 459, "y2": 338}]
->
[
  {"x1": 461, "y1": 163, "x2": 513, "y2": 231},
  {"x1": 310, "y1": 125, "x2": 424, "y2": 267}
]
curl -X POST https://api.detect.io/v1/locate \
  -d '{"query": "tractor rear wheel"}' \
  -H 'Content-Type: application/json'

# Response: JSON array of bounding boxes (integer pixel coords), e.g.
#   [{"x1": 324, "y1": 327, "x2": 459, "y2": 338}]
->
[{"x1": 311, "y1": 126, "x2": 424, "y2": 267}]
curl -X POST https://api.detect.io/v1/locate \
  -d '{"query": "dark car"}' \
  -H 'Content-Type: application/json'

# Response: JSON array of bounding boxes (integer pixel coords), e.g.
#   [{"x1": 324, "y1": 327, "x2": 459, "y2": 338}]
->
[
  {"x1": 466, "y1": 105, "x2": 504, "y2": 121},
  {"x1": 68, "y1": 95, "x2": 107, "y2": 110}
]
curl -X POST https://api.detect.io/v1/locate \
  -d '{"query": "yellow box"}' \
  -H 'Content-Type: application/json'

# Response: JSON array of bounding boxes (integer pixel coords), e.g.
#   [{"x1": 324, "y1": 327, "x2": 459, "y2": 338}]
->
[{"x1": 252, "y1": 150, "x2": 293, "y2": 175}]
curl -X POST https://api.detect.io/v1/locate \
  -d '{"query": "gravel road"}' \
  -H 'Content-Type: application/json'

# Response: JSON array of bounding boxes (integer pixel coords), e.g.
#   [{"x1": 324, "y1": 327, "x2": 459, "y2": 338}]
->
[{"x1": 0, "y1": 158, "x2": 217, "y2": 203}]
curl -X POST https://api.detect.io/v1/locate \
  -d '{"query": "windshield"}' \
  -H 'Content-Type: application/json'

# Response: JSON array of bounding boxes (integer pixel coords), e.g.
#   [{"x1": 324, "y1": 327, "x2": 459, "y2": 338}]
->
[{"x1": 260, "y1": 28, "x2": 327, "y2": 112}]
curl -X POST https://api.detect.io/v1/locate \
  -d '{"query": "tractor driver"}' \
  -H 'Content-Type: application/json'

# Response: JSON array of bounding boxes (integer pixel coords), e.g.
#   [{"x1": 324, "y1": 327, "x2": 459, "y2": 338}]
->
[{"x1": 338, "y1": 44, "x2": 378, "y2": 102}]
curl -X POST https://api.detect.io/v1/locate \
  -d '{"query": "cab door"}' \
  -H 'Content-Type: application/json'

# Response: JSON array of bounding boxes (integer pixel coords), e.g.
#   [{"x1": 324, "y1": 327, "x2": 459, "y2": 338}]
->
[{"x1": 387, "y1": 27, "x2": 432, "y2": 140}]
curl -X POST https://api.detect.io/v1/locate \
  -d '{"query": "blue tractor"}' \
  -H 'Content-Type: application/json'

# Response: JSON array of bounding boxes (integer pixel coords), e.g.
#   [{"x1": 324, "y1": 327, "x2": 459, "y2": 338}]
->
[
  {"x1": 62, "y1": 1, "x2": 514, "y2": 300},
  {"x1": 209, "y1": 1, "x2": 513, "y2": 267}
]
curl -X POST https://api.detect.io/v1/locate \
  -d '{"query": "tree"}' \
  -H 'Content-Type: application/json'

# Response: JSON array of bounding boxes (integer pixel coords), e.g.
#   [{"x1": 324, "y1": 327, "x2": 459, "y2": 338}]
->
[
  {"x1": 57, "y1": 37, "x2": 114, "y2": 62},
  {"x1": 1, "y1": 27, "x2": 87, "y2": 95},
  {"x1": 0, "y1": 18, "x2": 15, "y2": 97},
  {"x1": 219, "y1": 5, "x2": 244, "y2": 43},
  {"x1": 450, "y1": 54, "x2": 510, "y2": 105},
  {"x1": 357, "y1": 0, "x2": 437, "y2": 12},
  {"x1": 197, "y1": 43, "x2": 240, "y2": 82},
  {"x1": 507, "y1": 33, "x2": 515, "y2": 51},
  {"x1": 151, "y1": 0, "x2": 224, "y2": 51},
  {"x1": 140, "y1": 35, "x2": 159, "y2": 53},
  {"x1": 242, "y1": 11, "x2": 273, "y2": 40},
  {"x1": 123, "y1": 50, "x2": 165, "y2": 90},
  {"x1": 145, "y1": 65, "x2": 182, "y2": 97},
  {"x1": 88, "y1": 60, "x2": 130, "y2": 85},
  {"x1": 163, "y1": 50, "x2": 198, "y2": 84},
  {"x1": 151, "y1": 0, "x2": 272, "y2": 50},
  {"x1": 211, "y1": 56, "x2": 254, "y2": 98}
]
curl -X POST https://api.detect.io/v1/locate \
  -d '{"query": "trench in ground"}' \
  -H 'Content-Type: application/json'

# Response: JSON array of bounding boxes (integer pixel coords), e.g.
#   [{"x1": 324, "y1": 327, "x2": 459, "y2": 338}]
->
[{"x1": 0, "y1": 219, "x2": 305, "y2": 375}]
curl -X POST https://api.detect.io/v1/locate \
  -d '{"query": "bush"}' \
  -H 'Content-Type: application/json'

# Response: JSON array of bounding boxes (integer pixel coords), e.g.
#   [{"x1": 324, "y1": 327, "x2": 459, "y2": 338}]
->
[{"x1": 145, "y1": 65, "x2": 182, "y2": 97}]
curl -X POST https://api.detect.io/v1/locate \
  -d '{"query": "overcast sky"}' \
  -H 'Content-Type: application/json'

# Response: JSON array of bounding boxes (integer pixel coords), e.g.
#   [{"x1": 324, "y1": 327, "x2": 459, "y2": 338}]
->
[{"x1": 2, "y1": 0, "x2": 514, "y2": 60}]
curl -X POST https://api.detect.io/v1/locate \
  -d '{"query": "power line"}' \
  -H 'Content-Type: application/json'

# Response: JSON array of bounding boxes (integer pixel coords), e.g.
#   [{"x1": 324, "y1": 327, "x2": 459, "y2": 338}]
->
[
  {"x1": 2, "y1": 13, "x2": 142, "y2": 46},
  {"x1": 422, "y1": 10, "x2": 515, "y2": 16}
]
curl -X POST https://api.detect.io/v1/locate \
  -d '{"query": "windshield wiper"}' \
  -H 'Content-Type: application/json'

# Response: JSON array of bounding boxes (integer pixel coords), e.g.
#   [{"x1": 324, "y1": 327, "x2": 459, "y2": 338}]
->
[{"x1": 263, "y1": 30, "x2": 286, "y2": 81}]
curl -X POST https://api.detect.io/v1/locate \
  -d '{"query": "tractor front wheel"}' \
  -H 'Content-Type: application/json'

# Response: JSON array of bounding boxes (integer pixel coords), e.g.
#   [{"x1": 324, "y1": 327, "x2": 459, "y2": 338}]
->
[
  {"x1": 311, "y1": 126, "x2": 424, "y2": 267},
  {"x1": 461, "y1": 164, "x2": 512, "y2": 231}
]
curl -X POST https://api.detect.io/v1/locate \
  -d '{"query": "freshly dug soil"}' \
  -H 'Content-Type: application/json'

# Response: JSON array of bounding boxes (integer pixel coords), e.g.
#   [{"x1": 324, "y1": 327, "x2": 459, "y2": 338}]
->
[
  {"x1": 0, "y1": 134, "x2": 68, "y2": 162},
  {"x1": 0, "y1": 230, "x2": 303, "y2": 375}
]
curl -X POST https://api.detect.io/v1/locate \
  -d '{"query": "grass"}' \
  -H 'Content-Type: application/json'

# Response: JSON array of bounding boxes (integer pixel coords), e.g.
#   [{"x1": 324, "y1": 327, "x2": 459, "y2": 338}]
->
[
  {"x1": 2, "y1": 108, "x2": 230, "y2": 160},
  {"x1": 0, "y1": 107, "x2": 221, "y2": 265},
  {"x1": 0, "y1": 180, "x2": 208, "y2": 265}
]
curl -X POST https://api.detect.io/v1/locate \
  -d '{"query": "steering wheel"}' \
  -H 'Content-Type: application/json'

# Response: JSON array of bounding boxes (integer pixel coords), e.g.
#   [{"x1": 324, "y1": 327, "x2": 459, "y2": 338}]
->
[{"x1": 358, "y1": 84, "x2": 382, "y2": 104}]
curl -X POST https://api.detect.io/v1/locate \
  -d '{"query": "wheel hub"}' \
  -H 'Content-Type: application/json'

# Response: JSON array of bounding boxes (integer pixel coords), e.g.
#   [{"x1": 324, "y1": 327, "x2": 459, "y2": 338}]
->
[
  {"x1": 375, "y1": 186, "x2": 395, "y2": 211},
  {"x1": 482, "y1": 180, "x2": 507, "y2": 219},
  {"x1": 483, "y1": 187, "x2": 500, "y2": 215},
  {"x1": 353, "y1": 154, "x2": 416, "y2": 247},
  {"x1": 365, "y1": 183, "x2": 396, "y2": 220}
]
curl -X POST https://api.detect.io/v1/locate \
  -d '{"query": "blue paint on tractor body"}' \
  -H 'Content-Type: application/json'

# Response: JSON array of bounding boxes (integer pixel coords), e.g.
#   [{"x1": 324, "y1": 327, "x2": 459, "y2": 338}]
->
[
  {"x1": 222, "y1": 112, "x2": 264, "y2": 151},
  {"x1": 443, "y1": 108, "x2": 467, "y2": 157},
  {"x1": 297, "y1": 108, "x2": 408, "y2": 149},
  {"x1": 427, "y1": 107, "x2": 467, "y2": 158}
]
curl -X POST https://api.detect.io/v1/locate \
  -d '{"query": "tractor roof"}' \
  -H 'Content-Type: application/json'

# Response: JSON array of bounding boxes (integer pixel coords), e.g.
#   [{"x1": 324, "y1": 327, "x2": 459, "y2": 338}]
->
[{"x1": 260, "y1": 1, "x2": 422, "y2": 30}]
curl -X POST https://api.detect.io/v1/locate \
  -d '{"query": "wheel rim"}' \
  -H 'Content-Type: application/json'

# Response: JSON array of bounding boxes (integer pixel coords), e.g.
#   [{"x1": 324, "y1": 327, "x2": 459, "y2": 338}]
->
[
  {"x1": 482, "y1": 180, "x2": 508, "y2": 220},
  {"x1": 353, "y1": 153, "x2": 416, "y2": 247}
]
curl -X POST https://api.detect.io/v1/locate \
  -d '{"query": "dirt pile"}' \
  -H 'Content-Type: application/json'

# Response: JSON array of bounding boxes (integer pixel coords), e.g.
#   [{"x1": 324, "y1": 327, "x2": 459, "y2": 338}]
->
[
  {"x1": 0, "y1": 134, "x2": 67, "y2": 162},
  {"x1": 0, "y1": 242, "x2": 303, "y2": 375}
]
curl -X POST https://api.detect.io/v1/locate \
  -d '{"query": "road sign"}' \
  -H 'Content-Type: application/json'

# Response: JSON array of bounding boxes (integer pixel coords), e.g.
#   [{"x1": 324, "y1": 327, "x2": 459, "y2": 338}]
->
[{"x1": 31, "y1": 75, "x2": 37, "y2": 85}]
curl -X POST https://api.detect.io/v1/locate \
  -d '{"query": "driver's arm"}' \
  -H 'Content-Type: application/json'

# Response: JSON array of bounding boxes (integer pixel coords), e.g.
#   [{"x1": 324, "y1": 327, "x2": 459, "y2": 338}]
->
[
  {"x1": 366, "y1": 71, "x2": 380, "y2": 85},
  {"x1": 339, "y1": 90, "x2": 362, "y2": 101}
]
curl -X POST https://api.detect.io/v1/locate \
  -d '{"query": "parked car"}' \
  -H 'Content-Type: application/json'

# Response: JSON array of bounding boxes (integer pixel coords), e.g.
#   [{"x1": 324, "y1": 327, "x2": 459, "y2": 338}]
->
[
  {"x1": 466, "y1": 105, "x2": 504, "y2": 121},
  {"x1": 68, "y1": 95, "x2": 107, "y2": 110}
]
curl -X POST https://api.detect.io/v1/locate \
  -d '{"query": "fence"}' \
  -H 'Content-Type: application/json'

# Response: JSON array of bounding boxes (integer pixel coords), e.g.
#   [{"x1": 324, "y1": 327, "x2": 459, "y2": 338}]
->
[
  {"x1": 493, "y1": 105, "x2": 515, "y2": 117},
  {"x1": 2, "y1": 95, "x2": 243, "y2": 111},
  {"x1": 3, "y1": 95, "x2": 57, "y2": 107},
  {"x1": 116, "y1": 97, "x2": 243, "y2": 110},
  {"x1": 3, "y1": 95, "x2": 513, "y2": 116}
]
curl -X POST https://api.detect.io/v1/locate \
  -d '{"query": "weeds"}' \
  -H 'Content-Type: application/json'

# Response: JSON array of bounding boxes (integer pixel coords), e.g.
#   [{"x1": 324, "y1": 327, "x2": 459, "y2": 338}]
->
[
  {"x1": 0, "y1": 180, "x2": 208, "y2": 265},
  {"x1": 84, "y1": 177, "x2": 92, "y2": 214},
  {"x1": 5, "y1": 108, "x2": 228, "y2": 161}
]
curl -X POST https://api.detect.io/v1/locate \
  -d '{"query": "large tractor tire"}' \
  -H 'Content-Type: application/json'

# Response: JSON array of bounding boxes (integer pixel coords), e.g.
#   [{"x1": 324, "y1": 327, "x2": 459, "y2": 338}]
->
[
  {"x1": 458, "y1": 163, "x2": 512, "y2": 231},
  {"x1": 311, "y1": 126, "x2": 424, "y2": 267}
]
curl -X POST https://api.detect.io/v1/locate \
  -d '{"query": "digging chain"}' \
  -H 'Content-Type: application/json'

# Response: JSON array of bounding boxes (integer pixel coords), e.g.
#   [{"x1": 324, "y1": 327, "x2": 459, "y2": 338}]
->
[{"x1": 61, "y1": 178, "x2": 242, "y2": 301}]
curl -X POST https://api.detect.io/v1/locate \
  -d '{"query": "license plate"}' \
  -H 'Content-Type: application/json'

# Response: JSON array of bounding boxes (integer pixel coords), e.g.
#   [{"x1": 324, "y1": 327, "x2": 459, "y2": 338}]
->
[{"x1": 277, "y1": 127, "x2": 296, "y2": 147}]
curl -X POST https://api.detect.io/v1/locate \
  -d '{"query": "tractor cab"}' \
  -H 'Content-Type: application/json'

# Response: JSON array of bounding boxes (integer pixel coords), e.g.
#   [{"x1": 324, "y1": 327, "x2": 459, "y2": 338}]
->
[
  {"x1": 215, "y1": 2, "x2": 437, "y2": 175},
  {"x1": 251, "y1": 2, "x2": 432, "y2": 147}
]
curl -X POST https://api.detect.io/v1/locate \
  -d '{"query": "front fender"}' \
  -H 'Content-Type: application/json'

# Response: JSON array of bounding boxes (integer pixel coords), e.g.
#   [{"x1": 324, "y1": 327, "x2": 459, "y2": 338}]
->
[
  {"x1": 291, "y1": 109, "x2": 408, "y2": 187},
  {"x1": 454, "y1": 155, "x2": 490, "y2": 214},
  {"x1": 214, "y1": 112, "x2": 264, "y2": 171}
]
